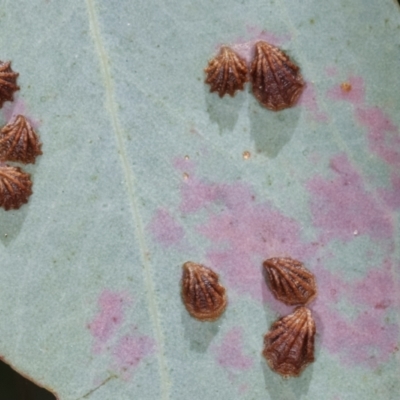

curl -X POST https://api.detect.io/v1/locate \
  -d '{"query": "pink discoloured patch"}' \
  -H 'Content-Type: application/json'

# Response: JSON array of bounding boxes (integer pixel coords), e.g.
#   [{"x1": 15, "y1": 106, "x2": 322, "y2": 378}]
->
[
  {"x1": 180, "y1": 176, "x2": 220, "y2": 213},
  {"x1": 357, "y1": 89, "x2": 400, "y2": 208},
  {"x1": 148, "y1": 208, "x2": 184, "y2": 248},
  {"x1": 245, "y1": 26, "x2": 291, "y2": 46},
  {"x1": 213, "y1": 327, "x2": 253, "y2": 372},
  {"x1": 328, "y1": 77, "x2": 400, "y2": 209},
  {"x1": 238, "y1": 384, "x2": 249, "y2": 394},
  {"x1": 180, "y1": 178, "x2": 315, "y2": 302},
  {"x1": 299, "y1": 83, "x2": 329, "y2": 122},
  {"x1": 176, "y1": 161, "x2": 398, "y2": 368},
  {"x1": 173, "y1": 156, "x2": 195, "y2": 175},
  {"x1": 325, "y1": 66, "x2": 338, "y2": 77},
  {"x1": 305, "y1": 76, "x2": 400, "y2": 364},
  {"x1": 227, "y1": 41, "x2": 253, "y2": 64},
  {"x1": 308, "y1": 151, "x2": 322, "y2": 165},
  {"x1": 327, "y1": 75, "x2": 400, "y2": 209},
  {"x1": 201, "y1": 201, "x2": 313, "y2": 302},
  {"x1": 313, "y1": 265, "x2": 345, "y2": 304},
  {"x1": 313, "y1": 262, "x2": 399, "y2": 368},
  {"x1": 217, "y1": 28, "x2": 291, "y2": 63},
  {"x1": 112, "y1": 334, "x2": 156, "y2": 380},
  {"x1": 327, "y1": 75, "x2": 400, "y2": 169},
  {"x1": 88, "y1": 290, "x2": 131, "y2": 353},
  {"x1": 379, "y1": 173, "x2": 400, "y2": 209},
  {"x1": 2, "y1": 98, "x2": 41, "y2": 129},
  {"x1": 355, "y1": 107, "x2": 400, "y2": 169},
  {"x1": 307, "y1": 153, "x2": 393, "y2": 241},
  {"x1": 351, "y1": 260, "x2": 398, "y2": 310},
  {"x1": 315, "y1": 303, "x2": 398, "y2": 368},
  {"x1": 326, "y1": 76, "x2": 365, "y2": 105}
]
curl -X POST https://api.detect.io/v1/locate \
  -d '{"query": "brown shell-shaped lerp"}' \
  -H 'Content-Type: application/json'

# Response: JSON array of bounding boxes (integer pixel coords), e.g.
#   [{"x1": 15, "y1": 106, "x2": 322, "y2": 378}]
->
[
  {"x1": 263, "y1": 307, "x2": 316, "y2": 377},
  {"x1": 204, "y1": 46, "x2": 248, "y2": 97},
  {"x1": 181, "y1": 261, "x2": 227, "y2": 321},
  {"x1": 0, "y1": 164, "x2": 32, "y2": 210},
  {"x1": 0, "y1": 61, "x2": 19, "y2": 108},
  {"x1": 250, "y1": 41, "x2": 304, "y2": 111},
  {"x1": 263, "y1": 257, "x2": 317, "y2": 306},
  {"x1": 0, "y1": 115, "x2": 42, "y2": 164}
]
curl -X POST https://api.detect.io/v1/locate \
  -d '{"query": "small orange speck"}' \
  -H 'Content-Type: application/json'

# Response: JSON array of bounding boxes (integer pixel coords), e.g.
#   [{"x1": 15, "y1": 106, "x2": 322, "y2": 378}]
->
[
  {"x1": 183, "y1": 173, "x2": 189, "y2": 180},
  {"x1": 340, "y1": 82, "x2": 352, "y2": 92},
  {"x1": 243, "y1": 151, "x2": 251, "y2": 160}
]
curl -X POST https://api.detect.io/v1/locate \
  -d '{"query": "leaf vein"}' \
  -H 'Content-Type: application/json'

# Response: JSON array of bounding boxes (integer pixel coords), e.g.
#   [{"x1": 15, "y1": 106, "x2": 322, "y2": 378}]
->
[{"x1": 85, "y1": 1, "x2": 171, "y2": 398}]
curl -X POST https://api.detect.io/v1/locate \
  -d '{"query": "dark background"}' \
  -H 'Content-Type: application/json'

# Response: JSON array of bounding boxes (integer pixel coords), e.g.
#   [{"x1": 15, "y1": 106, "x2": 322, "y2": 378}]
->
[{"x1": 0, "y1": 360, "x2": 55, "y2": 400}]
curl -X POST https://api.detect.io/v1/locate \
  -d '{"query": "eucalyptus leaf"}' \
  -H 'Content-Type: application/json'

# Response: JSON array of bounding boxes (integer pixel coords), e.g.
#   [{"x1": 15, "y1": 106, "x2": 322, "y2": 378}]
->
[{"x1": 0, "y1": 1, "x2": 399, "y2": 399}]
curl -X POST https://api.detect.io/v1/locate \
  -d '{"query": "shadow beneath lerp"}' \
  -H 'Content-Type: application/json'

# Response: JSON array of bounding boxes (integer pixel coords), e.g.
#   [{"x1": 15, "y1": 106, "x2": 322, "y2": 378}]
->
[
  {"x1": 204, "y1": 85, "x2": 246, "y2": 134},
  {"x1": 261, "y1": 264, "x2": 292, "y2": 324},
  {"x1": 248, "y1": 95, "x2": 300, "y2": 158},
  {"x1": 261, "y1": 356, "x2": 314, "y2": 400},
  {"x1": 181, "y1": 308, "x2": 221, "y2": 353},
  {"x1": 0, "y1": 162, "x2": 39, "y2": 246},
  {"x1": 0, "y1": 205, "x2": 29, "y2": 246},
  {"x1": 309, "y1": 302, "x2": 325, "y2": 372}
]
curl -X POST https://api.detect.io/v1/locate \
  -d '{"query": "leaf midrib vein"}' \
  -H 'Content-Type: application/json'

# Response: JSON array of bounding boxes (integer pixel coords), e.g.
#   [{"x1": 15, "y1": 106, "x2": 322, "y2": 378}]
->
[{"x1": 85, "y1": 1, "x2": 171, "y2": 398}]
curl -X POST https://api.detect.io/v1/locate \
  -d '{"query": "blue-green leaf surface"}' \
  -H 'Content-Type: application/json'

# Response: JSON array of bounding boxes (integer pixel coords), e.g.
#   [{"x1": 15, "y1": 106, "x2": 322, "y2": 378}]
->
[{"x1": 0, "y1": 1, "x2": 399, "y2": 399}]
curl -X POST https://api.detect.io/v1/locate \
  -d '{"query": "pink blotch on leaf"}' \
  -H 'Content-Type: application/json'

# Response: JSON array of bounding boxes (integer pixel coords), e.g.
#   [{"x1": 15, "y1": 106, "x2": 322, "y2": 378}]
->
[
  {"x1": 148, "y1": 208, "x2": 184, "y2": 247},
  {"x1": 201, "y1": 202, "x2": 312, "y2": 302},
  {"x1": 238, "y1": 384, "x2": 249, "y2": 394},
  {"x1": 173, "y1": 156, "x2": 195, "y2": 175},
  {"x1": 226, "y1": 27, "x2": 291, "y2": 63},
  {"x1": 112, "y1": 334, "x2": 156, "y2": 380},
  {"x1": 180, "y1": 176, "x2": 220, "y2": 213},
  {"x1": 327, "y1": 75, "x2": 400, "y2": 169},
  {"x1": 307, "y1": 153, "x2": 393, "y2": 241},
  {"x1": 327, "y1": 75, "x2": 400, "y2": 209},
  {"x1": 355, "y1": 107, "x2": 400, "y2": 169},
  {"x1": 2, "y1": 98, "x2": 41, "y2": 129},
  {"x1": 313, "y1": 262, "x2": 399, "y2": 368},
  {"x1": 177, "y1": 161, "x2": 399, "y2": 368},
  {"x1": 245, "y1": 26, "x2": 291, "y2": 46},
  {"x1": 315, "y1": 304, "x2": 398, "y2": 368},
  {"x1": 313, "y1": 265, "x2": 346, "y2": 304},
  {"x1": 213, "y1": 327, "x2": 253, "y2": 371},
  {"x1": 326, "y1": 76, "x2": 365, "y2": 105},
  {"x1": 350, "y1": 260, "x2": 398, "y2": 310},
  {"x1": 88, "y1": 290, "x2": 131, "y2": 353},
  {"x1": 298, "y1": 82, "x2": 329, "y2": 122},
  {"x1": 180, "y1": 177, "x2": 315, "y2": 303},
  {"x1": 325, "y1": 66, "x2": 338, "y2": 77},
  {"x1": 379, "y1": 173, "x2": 400, "y2": 210}
]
